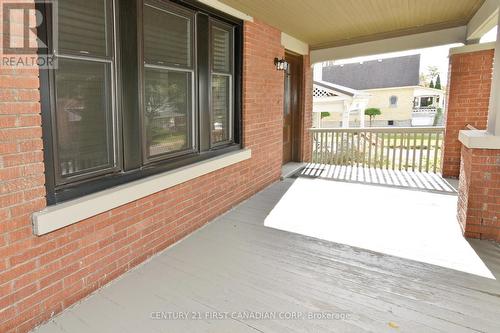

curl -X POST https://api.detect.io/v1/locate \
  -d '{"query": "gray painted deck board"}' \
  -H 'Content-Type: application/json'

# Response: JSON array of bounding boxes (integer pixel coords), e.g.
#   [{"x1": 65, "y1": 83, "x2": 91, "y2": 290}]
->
[{"x1": 33, "y1": 178, "x2": 500, "y2": 333}]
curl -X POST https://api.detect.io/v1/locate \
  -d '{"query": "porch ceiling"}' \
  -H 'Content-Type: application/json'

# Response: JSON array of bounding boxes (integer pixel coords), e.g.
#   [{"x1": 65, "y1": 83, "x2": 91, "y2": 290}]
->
[{"x1": 218, "y1": 0, "x2": 484, "y2": 49}]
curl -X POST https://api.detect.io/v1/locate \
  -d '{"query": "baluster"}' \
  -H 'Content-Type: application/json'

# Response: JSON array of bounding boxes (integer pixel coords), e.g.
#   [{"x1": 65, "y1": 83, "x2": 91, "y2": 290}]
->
[
  {"x1": 334, "y1": 131, "x2": 339, "y2": 165},
  {"x1": 405, "y1": 133, "x2": 410, "y2": 171},
  {"x1": 392, "y1": 132, "x2": 397, "y2": 170},
  {"x1": 340, "y1": 132, "x2": 345, "y2": 165},
  {"x1": 311, "y1": 132, "x2": 314, "y2": 163},
  {"x1": 362, "y1": 131, "x2": 367, "y2": 168},
  {"x1": 412, "y1": 132, "x2": 417, "y2": 171},
  {"x1": 367, "y1": 132, "x2": 372, "y2": 168},
  {"x1": 349, "y1": 132, "x2": 354, "y2": 166},
  {"x1": 385, "y1": 132, "x2": 392, "y2": 170},
  {"x1": 433, "y1": 131, "x2": 441, "y2": 173},
  {"x1": 418, "y1": 132, "x2": 424, "y2": 172},
  {"x1": 321, "y1": 131, "x2": 325, "y2": 164},
  {"x1": 328, "y1": 131, "x2": 335, "y2": 164},
  {"x1": 375, "y1": 132, "x2": 385, "y2": 169},
  {"x1": 356, "y1": 131, "x2": 360, "y2": 167},
  {"x1": 425, "y1": 132, "x2": 432, "y2": 172}
]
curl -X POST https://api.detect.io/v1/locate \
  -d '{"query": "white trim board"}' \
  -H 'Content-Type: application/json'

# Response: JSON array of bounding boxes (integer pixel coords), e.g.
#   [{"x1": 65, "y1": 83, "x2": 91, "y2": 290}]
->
[
  {"x1": 196, "y1": 0, "x2": 253, "y2": 21},
  {"x1": 466, "y1": 0, "x2": 499, "y2": 41},
  {"x1": 311, "y1": 26, "x2": 467, "y2": 64},
  {"x1": 281, "y1": 33, "x2": 309, "y2": 55},
  {"x1": 449, "y1": 42, "x2": 495, "y2": 56},
  {"x1": 32, "y1": 149, "x2": 252, "y2": 236}
]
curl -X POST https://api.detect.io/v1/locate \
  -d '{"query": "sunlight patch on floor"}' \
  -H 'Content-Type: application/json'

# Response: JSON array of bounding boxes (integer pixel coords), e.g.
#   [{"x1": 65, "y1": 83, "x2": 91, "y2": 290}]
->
[{"x1": 264, "y1": 177, "x2": 495, "y2": 279}]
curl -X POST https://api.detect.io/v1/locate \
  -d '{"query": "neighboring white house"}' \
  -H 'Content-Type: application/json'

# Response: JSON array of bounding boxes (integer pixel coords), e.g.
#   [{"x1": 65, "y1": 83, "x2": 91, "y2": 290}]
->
[
  {"x1": 314, "y1": 55, "x2": 445, "y2": 127},
  {"x1": 411, "y1": 86, "x2": 446, "y2": 126},
  {"x1": 312, "y1": 80, "x2": 370, "y2": 128}
]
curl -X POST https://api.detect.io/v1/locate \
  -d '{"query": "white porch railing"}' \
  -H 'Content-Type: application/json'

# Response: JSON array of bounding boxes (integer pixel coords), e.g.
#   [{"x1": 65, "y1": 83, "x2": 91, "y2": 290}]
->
[
  {"x1": 413, "y1": 107, "x2": 437, "y2": 113},
  {"x1": 310, "y1": 127, "x2": 445, "y2": 173}
]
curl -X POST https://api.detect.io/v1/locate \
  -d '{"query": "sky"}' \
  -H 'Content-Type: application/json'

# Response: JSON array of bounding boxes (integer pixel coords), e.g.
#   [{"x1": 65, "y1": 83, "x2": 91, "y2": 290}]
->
[{"x1": 326, "y1": 26, "x2": 498, "y2": 87}]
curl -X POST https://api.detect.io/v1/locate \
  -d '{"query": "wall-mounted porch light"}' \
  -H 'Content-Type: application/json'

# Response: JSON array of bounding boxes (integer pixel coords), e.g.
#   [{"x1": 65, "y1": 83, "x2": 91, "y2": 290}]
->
[{"x1": 274, "y1": 57, "x2": 289, "y2": 71}]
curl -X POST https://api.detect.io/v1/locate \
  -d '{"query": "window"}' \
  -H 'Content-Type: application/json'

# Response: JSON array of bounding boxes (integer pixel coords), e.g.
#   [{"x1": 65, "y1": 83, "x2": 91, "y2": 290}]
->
[
  {"x1": 52, "y1": 0, "x2": 118, "y2": 186},
  {"x1": 420, "y1": 96, "x2": 434, "y2": 107},
  {"x1": 39, "y1": 0, "x2": 242, "y2": 204},
  {"x1": 388, "y1": 120, "x2": 394, "y2": 126},
  {"x1": 143, "y1": 2, "x2": 195, "y2": 161},
  {"x1": 389, "y1": 95, "x2": 398, "y2": 107}
]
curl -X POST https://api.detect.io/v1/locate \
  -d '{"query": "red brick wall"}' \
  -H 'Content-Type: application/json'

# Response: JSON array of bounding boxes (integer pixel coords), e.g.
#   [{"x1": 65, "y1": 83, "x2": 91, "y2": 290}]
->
[
  {"x1": 0, "y1": 18, "x2": 289, "y2": 332},
  {"x1": 442, "y1": 49, "x2": 494, "y2": 178},
  {"x1": 457, "y1": 146, "x2": 500, "y2": 241}
]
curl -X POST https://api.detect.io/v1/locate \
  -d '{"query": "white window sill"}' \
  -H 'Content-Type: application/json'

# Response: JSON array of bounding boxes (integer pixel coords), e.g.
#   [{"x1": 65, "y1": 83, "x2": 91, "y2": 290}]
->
[{"x1": 32, "y1": 149, "x2": 251, "y2": 235}]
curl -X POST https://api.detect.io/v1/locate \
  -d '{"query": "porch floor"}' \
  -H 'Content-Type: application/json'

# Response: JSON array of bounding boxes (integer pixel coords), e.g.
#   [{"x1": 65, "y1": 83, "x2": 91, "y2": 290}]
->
[{"x1": 34, "y1": 176, "x2": 500, "y2": 333}]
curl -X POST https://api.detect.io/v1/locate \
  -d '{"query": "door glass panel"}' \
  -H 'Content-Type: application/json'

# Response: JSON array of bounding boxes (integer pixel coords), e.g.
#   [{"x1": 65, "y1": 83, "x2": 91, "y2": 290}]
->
[
  {"x1": 144, "y1": 68, "x2": 192, "y2": 157},
  {"x1": 55, "y1": 58, "x2": 113, "y2": 177}
]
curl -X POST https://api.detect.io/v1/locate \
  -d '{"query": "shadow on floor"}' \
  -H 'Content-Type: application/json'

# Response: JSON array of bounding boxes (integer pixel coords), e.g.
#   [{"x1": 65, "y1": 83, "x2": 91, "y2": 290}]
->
[
  {"x1": 468, "y1": 239, "x2": 500, "y2": 280},
  {"x1": 33, "y1": 177, "x2": 500, "y2": 333},
  {"x1": 298, "y1": 163, "x2": 457, "y2": 194}
]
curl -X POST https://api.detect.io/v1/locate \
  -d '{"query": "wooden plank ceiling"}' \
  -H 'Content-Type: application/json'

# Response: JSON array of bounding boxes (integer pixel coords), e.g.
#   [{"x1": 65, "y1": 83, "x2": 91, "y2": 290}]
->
[{"x1": 218, "y1": 0, "x2": 485, "y2": 49}]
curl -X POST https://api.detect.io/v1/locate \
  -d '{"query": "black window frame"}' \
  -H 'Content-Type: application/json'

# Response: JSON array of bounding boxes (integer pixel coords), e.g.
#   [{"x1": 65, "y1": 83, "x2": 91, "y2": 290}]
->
[{"x1": 37, "y1": 0, "x2": 243, "y2": 205}]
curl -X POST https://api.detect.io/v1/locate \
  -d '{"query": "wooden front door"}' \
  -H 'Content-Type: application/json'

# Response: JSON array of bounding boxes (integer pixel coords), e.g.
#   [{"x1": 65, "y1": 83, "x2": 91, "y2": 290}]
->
[{"x1": 282, "y1": 52, "x2": 302, "y2": 164}]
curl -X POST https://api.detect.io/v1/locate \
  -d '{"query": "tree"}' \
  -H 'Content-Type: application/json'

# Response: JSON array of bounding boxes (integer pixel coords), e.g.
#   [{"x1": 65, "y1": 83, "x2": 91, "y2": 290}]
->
[
  {"x1": 429, "y1": 79, "x2": 434, "y2": 88},
  {"x1": 320, "y1": 112, "x2": 330, "y2": 119},
  {"x1": 364, "y1": 108, "x2": 381, "y2": 127},
  {"x1": 434, "y1": 74, "x2": 442, "y2": 90},
  {"x1": 419, "y1": 72, "x2": 429, "y2": 87},
  {"x1": 433, "y1": 107, "x2": 443, "y2": 126},
  {"x1": 427, "y1": 65, "x2": 439, "y2": 81}
]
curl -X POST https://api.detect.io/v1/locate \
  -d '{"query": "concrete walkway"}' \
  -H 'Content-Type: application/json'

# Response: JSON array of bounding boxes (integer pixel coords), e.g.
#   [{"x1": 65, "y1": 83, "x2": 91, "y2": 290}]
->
[{"x1": 33, "y1": 177, "x2": 500, "y2": 332}]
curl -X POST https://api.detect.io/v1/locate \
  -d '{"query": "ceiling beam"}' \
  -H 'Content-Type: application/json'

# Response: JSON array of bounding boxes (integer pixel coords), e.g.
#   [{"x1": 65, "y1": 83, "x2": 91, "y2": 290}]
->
[
  {"x1": 311, "y1": 26, "x2": 466, "y2": 64},
  {"x1": 466, "y1": 0, "x2": 499, "y2": 41}
]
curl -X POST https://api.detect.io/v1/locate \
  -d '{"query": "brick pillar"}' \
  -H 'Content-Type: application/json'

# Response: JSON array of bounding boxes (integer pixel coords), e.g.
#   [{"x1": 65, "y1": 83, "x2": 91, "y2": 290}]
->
[
  {"x1": 442, "y1": 48, "x2": 493, "y2": 178},
  {"x1": 457, "y1": 146, "x2": 500, "y2": 241}
]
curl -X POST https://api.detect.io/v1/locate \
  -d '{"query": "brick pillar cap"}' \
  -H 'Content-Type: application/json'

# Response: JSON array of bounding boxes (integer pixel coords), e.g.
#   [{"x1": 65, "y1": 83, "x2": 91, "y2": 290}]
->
[{"x1": 459, "y1": 130, "x2": 500, "y2": 149}]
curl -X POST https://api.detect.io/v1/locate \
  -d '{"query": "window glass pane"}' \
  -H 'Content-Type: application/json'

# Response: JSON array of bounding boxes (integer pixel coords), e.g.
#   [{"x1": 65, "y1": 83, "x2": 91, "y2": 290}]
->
[
  {"x1": 144, "y1": 4, "x2": 191, "y2": 67},
  {"x1": 144, "y1": 69, "x2": 192, "y2": 157},
  {"x1": 55, "y1": 59, "x2": 113, "y2": 178},
  {"x1": 59, "y1": 0, "x2": 109, "y2": 56},
  {"x1": 211, "y1": 75, "x2": 230, "y2": 143},
  {"x1": 212, "y1": 26, "x2": 231, "y2": 73}
]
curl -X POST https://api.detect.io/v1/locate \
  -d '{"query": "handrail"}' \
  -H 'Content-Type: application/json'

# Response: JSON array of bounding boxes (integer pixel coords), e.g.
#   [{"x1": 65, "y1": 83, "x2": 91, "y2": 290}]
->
[
  {"x1": 310, "y1": 127, "x2": 445, "y2": 173},
  {"x1": 310, "y1": 126, "x2": 445, "y2": 133}
]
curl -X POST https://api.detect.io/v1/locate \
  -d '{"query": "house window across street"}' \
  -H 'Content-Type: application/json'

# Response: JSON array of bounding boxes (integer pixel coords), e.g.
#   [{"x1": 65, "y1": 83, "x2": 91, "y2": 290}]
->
[
  {"x1": 389, "y1": 95, "x2": 398, "y2": 107},
  {"x1": 38, "y1": 0, "x2": 243, "y2": 204}
]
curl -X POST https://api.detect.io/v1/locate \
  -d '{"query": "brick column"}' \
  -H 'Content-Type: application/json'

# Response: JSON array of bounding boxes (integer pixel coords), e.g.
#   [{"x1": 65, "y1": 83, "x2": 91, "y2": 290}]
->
[
  {"x1": 442, "y1": 47, "x2": 493, "y2": 178},
  {"x1": 457, "y1": 146, "x2": 500, "y2": 241}
]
